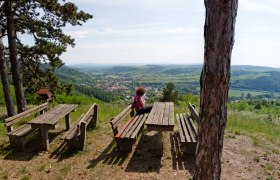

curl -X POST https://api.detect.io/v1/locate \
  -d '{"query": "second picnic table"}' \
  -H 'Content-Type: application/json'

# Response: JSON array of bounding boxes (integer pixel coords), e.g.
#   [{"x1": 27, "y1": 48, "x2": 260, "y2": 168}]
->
[
  {"x1": 28, "y1": 104, "x2": 78, "y2": 150},
  {"x1": 145, "y1": 102, "x2": 174, "y2": 131}
]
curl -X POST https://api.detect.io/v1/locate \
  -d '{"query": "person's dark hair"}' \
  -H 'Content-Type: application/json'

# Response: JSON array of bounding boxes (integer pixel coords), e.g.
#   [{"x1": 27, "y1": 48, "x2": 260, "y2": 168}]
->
[{"x1": 136, "y1": 86, "x2": 145, "y2": 96}]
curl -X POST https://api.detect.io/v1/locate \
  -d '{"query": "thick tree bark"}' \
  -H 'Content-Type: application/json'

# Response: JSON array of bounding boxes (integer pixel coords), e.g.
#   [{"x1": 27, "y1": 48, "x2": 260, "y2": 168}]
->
[
  {"x1": 4, "y1": 1, "x2": 27, "y2": 113},
  {"x1": 0, "y1": 31, "x2": 16, "y2": 117},
  {"x1": 193, "y1": 0, "x2": 238, "y2": 179}
]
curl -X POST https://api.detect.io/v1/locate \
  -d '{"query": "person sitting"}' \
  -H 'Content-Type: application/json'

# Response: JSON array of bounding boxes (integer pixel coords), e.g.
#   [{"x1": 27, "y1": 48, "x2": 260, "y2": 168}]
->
[{"x1": 133, "y1": 86, "x2": 153, "y2": 114}]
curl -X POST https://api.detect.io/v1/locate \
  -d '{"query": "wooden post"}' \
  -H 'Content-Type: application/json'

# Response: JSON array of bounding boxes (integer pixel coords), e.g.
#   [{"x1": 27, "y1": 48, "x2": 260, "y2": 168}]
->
[
  {"x1": 40, "y1": 126, "x2": 49, "y2": 151},
  {"x1": 93, "y1": 104, "x2": 98, "y2": 129},
  {"x1": 79, "y1": 121, "x2": 87, "y2": 150},
  {"x1": 89, "y1": 104, "x2": 98, "y2": 129},
  {"x1": 7, "y1": 125, "x2": 13, "y2": 133},
  {"x1": 65, "y1": 114, "x2": 70, "y2": 131}
]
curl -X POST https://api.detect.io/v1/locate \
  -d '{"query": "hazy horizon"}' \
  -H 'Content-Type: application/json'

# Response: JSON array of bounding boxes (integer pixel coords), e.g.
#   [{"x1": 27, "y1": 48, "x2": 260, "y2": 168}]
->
[{"x1": 67, "y1": 62, "x2": 280, "y2": 69}]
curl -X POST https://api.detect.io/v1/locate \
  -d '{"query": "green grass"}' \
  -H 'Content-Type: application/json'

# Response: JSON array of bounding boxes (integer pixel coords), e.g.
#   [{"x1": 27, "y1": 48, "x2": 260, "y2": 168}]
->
[{"x1": 227, "y1": 110, "x2": 280, "y2": 145}]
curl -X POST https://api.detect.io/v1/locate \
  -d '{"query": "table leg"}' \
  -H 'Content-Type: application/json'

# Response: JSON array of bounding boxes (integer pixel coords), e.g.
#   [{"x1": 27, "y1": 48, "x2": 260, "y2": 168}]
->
[
  {"x1": 65, "y1": 114, "x2": 70, "y2": 131},
  {"x1": 40, "y1": 126, "x2": 49, "y2": 151}
]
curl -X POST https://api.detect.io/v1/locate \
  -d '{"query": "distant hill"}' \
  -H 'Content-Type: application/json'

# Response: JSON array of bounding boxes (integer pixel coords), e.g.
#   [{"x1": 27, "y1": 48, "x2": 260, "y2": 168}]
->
[
  {"x1": 67, "y1": 64, "x2": 280, "y2": 97},
  {"x1": 54, "y1": 65, "x2": 119, "y2": 102}
]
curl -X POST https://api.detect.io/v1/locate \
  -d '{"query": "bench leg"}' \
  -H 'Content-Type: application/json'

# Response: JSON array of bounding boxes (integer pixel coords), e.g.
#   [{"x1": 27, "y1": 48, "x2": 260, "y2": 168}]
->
[
  {"x1": 88, "y1": 105, "x2": 98, "y2": 129},
  {"x1": 7, "y1": 126, "x2": 14, "y2": 133},
  {"x1": 183, "y1": 142, "x2": 197, "y2": 155},
  {"x1": 65, "y1": 114, "x2": 70, "y2": 131},
  {"x1": 116, "y1": 138, "x2": 133, "y2": 152},
  {"x1": 40, "y1": 127, "x2": 50, "y2": 151},
  {"x1": 67, "y1": 122, "x2": 87, "y2": 150}
]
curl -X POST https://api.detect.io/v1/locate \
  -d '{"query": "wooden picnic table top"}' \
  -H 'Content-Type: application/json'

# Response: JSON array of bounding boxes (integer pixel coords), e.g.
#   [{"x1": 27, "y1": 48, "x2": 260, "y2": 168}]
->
[
  {"x1": 145, "y1": 102, "x2": 174, "y2": 131},
  {"x1": 28, "y1": 104, "x2": 78, "y2": 126}
]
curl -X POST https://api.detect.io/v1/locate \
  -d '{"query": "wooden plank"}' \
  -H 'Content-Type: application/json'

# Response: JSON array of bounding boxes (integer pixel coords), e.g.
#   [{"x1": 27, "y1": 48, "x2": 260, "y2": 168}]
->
[
  {"x1": 111, "y1": 104, "x2": 132, "y2": 125},
  {"x1": 145, "y1": 103, "x2": 157, "y2": 124},
  {"x1": 175, "y1": 114, "x2": 185, "y2": 143},
  {"x1": 162, "y1": 103, "x2": 170, "y2": 126},
  {"x1": 188, "y1": 103, "x2": 199, "y2": 124},
  {"x1": 130, "y1": 113, "x2": 148, "y2": 139},
  {"x1": 124, "y1": 114, "x2": 144, "y2": 139},
  {"x1": 28, "y1": 112, "x2": 55, "y2": 125},
  {"x1": 7, "y1": 124, "x2": 32, "y2": 137},
  {"x1": 120, "y1": 116, "x2": 139, "y2": 138},
  {"x1": 29, "y1": 104, "x2": 77, "y2": 125},
  {"x1": 151, "y1": 103, "x2": 163, "y2": 125},
  {"x1": 115, "y1": 118, "x2": 134, "y2": 139},
  {"x1": 48, "y1": 104, "x2": 77, "y2": 125},
  {"x1": 187, "y1": 113, "x2": 198, "y2": 137},
  {"x1": 179, "y1": 114, "x2": 191, "y2": 143},
  {"x1": 146, "y1": 125, "x2": 174, "y2": 131},
  {"x1": 5, "y1": 105, "x2": 49, "y2": 127},
  {"x1": 80, "y1": 104, "x2": 95, "y2": 124},
  {"x1": 5, "y1": 103, "x2": 49, "y2": 123},
  {"x1": 157, "y1": 103, "x2": 166, "y2": 125},
  {"x1": 183, "y1": 113, "x2": 196, "y2": 143},
  {"x1": 169, "y1": 102, "x2": 174, "y2": 126}
]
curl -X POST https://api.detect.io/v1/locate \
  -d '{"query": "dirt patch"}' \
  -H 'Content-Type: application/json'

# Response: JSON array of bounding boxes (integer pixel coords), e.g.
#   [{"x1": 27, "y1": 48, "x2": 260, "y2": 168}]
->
[
  {"x1": 222, "y1": 134, "x2": 280, "y2": 180},
  {"x1": 0, "y1": 120, "x2": 279, "y2": 179}
]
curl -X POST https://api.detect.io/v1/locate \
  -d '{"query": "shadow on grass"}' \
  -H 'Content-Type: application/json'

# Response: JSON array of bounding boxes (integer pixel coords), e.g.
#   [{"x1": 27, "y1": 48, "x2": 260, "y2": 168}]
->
[
  {"x1": 49, "y1": 141, "x2": 83, "y2": 162},
  {"x1": 87, "y1": 140, "x2": 129, "y2": 169},
  {"x1": 170, "y1": 132, "x2": 194, "y2": 175},
  {"x1": 125, "y1": 131, "x2": 163, "y2": 173},
  {"x1": 0, "y1": 131, "x2": 63, "y2": 161}
]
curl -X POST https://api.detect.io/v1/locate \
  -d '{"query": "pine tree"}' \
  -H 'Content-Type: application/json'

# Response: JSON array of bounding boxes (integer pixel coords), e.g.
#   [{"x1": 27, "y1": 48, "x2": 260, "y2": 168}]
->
[
  {"x1": 1, "y1": 0, "x2": 93, "y2": 109},
  {"x1": 4, "y1": 1, "x2": 27, "y2": 113},
  {"x1": 193, "y1": 0, "x2": 238, "y2": 179},
  {"x1": 0, "y1": 27, "x2": 16, "y2": 116},
  {"x1": 162, "y1": 82, "x2": 178, "y2": 103}
]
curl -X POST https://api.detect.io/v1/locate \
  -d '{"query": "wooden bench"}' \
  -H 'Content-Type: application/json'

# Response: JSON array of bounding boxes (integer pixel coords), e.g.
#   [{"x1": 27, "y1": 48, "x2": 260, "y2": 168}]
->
[
  {"x1": 110, "y1": 104, "x2": 148, "y2": 152},
  {"x1": 4, "y1": 103, "x2": 49, "y2": 148},
  {"x1": 175, "y1": 103, "x2": 199, "y2": 155},
  {"x1": 62, "y1": 104, "x2": 98, "y2": 150}
]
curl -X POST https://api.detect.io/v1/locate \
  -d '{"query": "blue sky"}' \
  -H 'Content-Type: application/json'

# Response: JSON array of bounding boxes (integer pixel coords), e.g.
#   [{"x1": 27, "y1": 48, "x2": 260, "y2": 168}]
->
[{"x1": 61, "y1": 0, "x2": 280, "y2": 67}]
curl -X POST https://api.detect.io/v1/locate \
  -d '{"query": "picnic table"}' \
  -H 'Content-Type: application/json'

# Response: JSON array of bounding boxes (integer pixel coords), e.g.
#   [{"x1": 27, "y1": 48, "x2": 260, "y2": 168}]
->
[
  {"x1": 28, "y1": 104, "x2": 78, "y2": 150},
  {"x1": 145, "y1": 102, "x2": 174, "y2": 131}
]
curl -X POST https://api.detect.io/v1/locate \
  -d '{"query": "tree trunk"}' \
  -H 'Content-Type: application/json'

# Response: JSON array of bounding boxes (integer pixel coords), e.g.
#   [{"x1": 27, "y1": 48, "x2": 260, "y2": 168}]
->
[
  {"x1": 4, "y1": 1, "x2": 27, "y2": 113},
  {"x1": 193, "y1": 0, "x2": 238, "y2": 179},
  {"x1": 0, "y1": 31, "x2": 16, "y2": 117}
]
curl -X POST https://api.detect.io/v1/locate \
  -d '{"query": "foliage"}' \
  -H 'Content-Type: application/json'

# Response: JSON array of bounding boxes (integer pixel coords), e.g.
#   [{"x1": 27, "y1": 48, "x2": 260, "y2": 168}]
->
[
  {"x1": 228, "y1": 99, "x2": 280, "y2": 115},
  {"x1": 178, "y1": 94, "x2": 199, "y2": 107},
  {"x1": 74, "y1": 85, "x2": 119, "y2": 103},
  {"x1": 162, "y1": 82, "x2": 178, "y2": 103},
  {"x1": 55, "y1": 93, "x2": 101, "y2": 105},
  {"x1": 0, "y1": 0, "x2": 93, "y2": 95}
]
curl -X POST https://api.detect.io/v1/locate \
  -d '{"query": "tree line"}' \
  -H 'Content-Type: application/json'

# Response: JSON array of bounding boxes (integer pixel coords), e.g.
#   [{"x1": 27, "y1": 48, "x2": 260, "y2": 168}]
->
[{"x1": 0, "y1": 0, "x2": 92, "y2": 116}]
